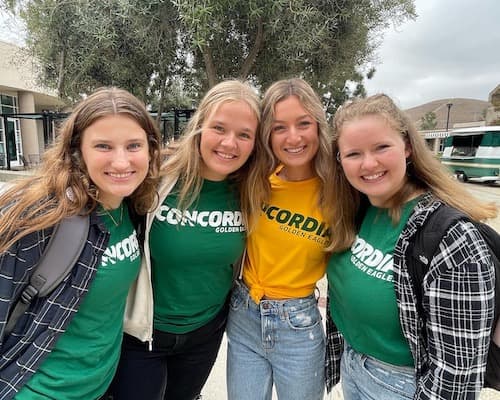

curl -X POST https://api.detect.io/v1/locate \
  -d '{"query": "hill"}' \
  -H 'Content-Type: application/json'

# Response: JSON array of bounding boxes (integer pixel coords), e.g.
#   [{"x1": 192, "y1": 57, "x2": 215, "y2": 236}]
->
[{"x1": 404, "y1": 98, "x2": 489, "y2": 130}]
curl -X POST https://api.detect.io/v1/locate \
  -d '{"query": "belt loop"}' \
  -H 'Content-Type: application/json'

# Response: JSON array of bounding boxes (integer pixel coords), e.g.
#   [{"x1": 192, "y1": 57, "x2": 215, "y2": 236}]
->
[{"x1": 314, "y1": 285, "x2": 320, "y2": 302}]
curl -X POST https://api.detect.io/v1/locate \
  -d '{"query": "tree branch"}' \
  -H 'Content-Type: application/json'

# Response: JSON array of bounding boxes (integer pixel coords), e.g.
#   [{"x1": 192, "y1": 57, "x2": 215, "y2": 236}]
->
[{"x1": 239, "y1": 18, "x2": 264, "y2": 79}]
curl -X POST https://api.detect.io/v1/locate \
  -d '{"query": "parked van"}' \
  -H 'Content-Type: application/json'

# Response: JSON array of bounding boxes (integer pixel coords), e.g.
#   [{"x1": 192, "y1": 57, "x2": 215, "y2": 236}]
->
[{"x1": 440, "y1": 126, "x2": 500, "y2": 184}]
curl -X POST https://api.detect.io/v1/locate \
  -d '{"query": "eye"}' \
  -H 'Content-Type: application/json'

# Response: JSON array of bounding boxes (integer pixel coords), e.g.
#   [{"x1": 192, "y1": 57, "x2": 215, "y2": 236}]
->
[
  {"x1": 298, "y1": 120, "x2": 313, "y2": 129},
  {"x1": 375, "y1": 144, "x2": 391, "y2": 152},
  {"x1": 212, "y1": 125, "x2": 224, "y2": 133},
  {"x1": 272, "y1": 125, "x2": 286, "y2": 133},
  {"x1": 239, "y1": 132, "x2": 253, "y2": 140},
  {"x1": 95, "y1": 143, "x2": 111, "y2": 150},
  {"x1": 128, "y1": 142, "x2": 144, "y2": 151},
  {"x1": 343, "y1": 151, "x2": 361, "y2": 159}
]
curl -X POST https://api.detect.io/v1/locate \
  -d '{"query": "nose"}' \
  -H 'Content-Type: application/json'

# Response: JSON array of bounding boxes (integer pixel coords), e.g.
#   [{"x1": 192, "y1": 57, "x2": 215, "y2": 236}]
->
[
  {"x1": 360, "y1": 153, "x2": 378, "y2": 169},
  {"x1": 112, "y1": 148, "x2": 130, "y2": 169},
  {"x1": 221, "y1": 132, "x2": 237, "y2": 148},
  {"x1": 286, "y1": 127, "x2": 301, "y2": 144}
]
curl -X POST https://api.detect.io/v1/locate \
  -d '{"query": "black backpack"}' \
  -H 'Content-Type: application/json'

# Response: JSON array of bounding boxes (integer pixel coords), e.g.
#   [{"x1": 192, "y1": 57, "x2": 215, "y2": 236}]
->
[{"x1": 406, "y1": 204, "x2": 500, "y2": 391}]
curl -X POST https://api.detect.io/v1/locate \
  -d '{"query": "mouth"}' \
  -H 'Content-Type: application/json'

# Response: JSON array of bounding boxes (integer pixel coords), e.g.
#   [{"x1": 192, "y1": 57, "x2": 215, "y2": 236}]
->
[
  {"x1": 362, "y1": 172, "x2": 385, "y2": 181},
  {"x1": 284, "y1": 146, "x2": 306, "y2": 154},
  {"x1": 215, "y1": 151, "x2": 237, "y2": 160},
  {"x1": 106, "y1": 172, "x2": 134, "y2": 179}
]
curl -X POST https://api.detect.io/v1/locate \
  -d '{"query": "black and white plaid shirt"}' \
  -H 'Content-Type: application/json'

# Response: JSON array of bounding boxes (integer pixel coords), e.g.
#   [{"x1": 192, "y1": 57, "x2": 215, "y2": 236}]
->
[
  {"x1": 325, "y1": 193, "x2": 495, "y2": 399},
  {"x1": 0, "y1": 211, "x2": 109, "y2": 399}
]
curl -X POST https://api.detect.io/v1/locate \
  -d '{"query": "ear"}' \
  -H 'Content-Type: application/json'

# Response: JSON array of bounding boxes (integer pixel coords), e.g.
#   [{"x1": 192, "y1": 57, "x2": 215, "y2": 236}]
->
[{"x1": 404, "y1": 142, "x2": 412, "y2": 159}]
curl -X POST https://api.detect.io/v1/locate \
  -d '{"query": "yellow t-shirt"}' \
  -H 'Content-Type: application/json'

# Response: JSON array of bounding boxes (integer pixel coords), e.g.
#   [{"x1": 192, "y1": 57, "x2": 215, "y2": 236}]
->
[{"x1": 243, "y1": 169, "x2": 329, "y2": 303}]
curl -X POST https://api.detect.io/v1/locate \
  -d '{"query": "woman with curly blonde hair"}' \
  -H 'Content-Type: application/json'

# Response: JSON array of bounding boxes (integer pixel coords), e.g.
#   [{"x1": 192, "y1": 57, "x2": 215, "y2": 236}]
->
[{"x1": 0, "y1": 87, "x2": 162, "y2": 399}]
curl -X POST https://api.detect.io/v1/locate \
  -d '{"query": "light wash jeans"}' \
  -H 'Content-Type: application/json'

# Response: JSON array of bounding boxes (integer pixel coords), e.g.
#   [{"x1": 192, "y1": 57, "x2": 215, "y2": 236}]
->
[
  {"x1": 341, "y1": 343, "x2": 416, "y2": 400},
  {"x1": 226, "y1": 281, "x2": 325, "y2": 400}
]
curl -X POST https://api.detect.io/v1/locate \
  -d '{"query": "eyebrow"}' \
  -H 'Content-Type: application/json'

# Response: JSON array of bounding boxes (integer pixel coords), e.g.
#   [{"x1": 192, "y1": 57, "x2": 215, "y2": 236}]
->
[{"x1": 273, "y1": 114, "x2": 313, "y2": 123}]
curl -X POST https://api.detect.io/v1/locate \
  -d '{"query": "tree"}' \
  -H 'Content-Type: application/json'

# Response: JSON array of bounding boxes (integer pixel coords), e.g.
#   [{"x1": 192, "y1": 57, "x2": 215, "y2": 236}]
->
[
  {"x1": 3, "y1": 0, "x2": 415, "y2": 114},
  {"x1": 2, "y1": 0, "x2": 188, "y2": 116},
  {"x1": 174, "y1": 0, "x2": 415, "y2": 113},
  {"x1": 420, "y1": 111, "x2": 438, "y2": 130}
]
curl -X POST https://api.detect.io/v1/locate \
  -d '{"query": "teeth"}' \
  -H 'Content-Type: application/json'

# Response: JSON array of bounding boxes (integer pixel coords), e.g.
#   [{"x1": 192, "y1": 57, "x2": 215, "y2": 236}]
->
[
  {"x1": 364, "y1": 172, "x2": 384, "y2": 180},
  {"x1": 108, "y1": 172, "x2": 131, "y2": 178},
  {"x1": 285, "y1": 146, "x2": 304, "y2": 153},
  {"x1": 216, "y1": 152, "x2": 236, "y2": 159}
]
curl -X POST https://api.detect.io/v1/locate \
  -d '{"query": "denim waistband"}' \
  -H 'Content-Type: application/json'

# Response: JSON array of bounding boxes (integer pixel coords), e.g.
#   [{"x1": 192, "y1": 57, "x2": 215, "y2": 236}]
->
[
  {"x1": 233, "y1": 280, "x2": 317, "y2": 318},
  {"x1": 344, "y1": 342, "x2": 414, "y2": 375}
]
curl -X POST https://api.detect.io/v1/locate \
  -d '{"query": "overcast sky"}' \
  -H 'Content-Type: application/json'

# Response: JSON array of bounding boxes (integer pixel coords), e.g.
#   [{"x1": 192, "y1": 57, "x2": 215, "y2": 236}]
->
[
  {"x1": 365, "y1": 0, "x2": 500, "y2": 109},
  {"x1": 2, "y1": 1, "x2": 499, "y2": 110}
]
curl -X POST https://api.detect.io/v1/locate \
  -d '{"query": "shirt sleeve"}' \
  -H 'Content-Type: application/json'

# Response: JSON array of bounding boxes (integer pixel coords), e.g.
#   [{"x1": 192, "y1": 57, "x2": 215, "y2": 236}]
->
[
  {"x1": 416, "y1": 220, "x2": 495, "y2": 400},
  {"x1": 325, "y1": 293, "x2": 343, "y2": 393}
]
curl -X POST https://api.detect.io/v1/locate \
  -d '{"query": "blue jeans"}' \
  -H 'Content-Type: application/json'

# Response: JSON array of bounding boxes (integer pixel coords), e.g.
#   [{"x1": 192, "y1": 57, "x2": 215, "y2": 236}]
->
[
  {"x1": 226, "y1": 281, "x2": 325, "y2": 400},
  {"x1": 341, "y1": 343, "x2": 416, "y2": 400}
]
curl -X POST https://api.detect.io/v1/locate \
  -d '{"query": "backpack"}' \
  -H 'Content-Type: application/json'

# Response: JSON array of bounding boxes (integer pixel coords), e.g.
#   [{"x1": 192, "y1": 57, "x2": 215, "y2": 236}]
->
[
  {"x1": 406, "y1": 204, "x2": 500, "y2": 391},
  {"x1": 4, "y1": 214, "x2": 90, "y2": 335}
]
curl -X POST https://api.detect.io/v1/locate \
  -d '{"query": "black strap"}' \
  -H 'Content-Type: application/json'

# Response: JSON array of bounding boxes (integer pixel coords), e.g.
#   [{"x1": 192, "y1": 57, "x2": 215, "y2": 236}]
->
[
  {"x1": 5, "y1": 214, "x2": 90, "y2": 335},
  {"x1": 407, "y1": 205, "x2": 465, "y2": 318}
]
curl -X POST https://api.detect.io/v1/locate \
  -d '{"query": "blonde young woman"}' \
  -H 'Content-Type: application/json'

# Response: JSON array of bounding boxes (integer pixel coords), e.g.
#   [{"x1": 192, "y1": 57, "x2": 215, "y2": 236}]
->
[
  {"x1": 226, "y1": 78, "x2": 332, "y2": 400},
  {"x1": 325, "y1": 94, "x2": 497, "y2": 399},
  {"x1": 0, "y1": 87, "x2": 161, "y2": 400},
  {"x1": 108, "y1": 80, "x2": 265, "y2": 400}
]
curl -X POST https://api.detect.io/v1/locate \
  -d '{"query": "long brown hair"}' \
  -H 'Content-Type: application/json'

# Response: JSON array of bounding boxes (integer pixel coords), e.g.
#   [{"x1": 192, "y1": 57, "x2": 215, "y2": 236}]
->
[
  {"x1": 325, "y1": 94, "x2": 498, "y2": 253},
  {"x1": 0, "y1": 87, "x2": 162, "y2": 253}
]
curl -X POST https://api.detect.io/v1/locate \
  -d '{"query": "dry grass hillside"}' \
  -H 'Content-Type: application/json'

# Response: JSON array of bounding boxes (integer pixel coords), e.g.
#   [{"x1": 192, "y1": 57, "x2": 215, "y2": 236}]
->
[{"x1": 405, "y1": 98, "x2": 489, "y2": 130}]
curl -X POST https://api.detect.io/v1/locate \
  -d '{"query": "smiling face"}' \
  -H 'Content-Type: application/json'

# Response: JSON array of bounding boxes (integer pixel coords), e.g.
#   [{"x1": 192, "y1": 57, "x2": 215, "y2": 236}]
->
[
  {"x1": 270, "y1": 95, "x2": 319, "y2": 180},
  {"x1": 80, "y1": 114, "x2": 150, "y2": 209},
  {"x1": 337, "y1": 115, "x2": 411, "y2": 208},
  {"x1": 199, "y1": 100, "x2": 258, "y2": 181}
]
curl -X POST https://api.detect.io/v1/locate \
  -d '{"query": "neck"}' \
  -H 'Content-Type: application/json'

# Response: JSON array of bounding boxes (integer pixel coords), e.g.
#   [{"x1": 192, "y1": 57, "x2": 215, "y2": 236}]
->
[{"x1": 279, "y1": 166, "x2": 315, "y2": 182}]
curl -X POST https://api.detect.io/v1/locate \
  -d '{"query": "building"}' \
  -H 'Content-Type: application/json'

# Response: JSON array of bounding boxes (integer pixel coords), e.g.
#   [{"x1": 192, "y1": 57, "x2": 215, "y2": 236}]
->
[
  {"x1": 404, "y1": 98, "x2": 490, "y2": 154},
  {"x1": 0, "y1": 40, "x2": 64, "y2": 169}
]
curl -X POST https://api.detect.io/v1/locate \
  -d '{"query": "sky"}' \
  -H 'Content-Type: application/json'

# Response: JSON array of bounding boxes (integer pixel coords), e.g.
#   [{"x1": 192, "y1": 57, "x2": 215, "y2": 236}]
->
[
  {"x1": 364, "y1": 0, "x2": 500, "y2": 109},
  {"x1": 2, "y1": 1, "x2": 500, "y2": 110}
]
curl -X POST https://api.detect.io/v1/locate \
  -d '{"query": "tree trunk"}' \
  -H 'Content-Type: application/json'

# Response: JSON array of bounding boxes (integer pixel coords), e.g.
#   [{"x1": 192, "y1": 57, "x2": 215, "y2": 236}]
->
[
  {"x1": 202, "y1": 45, "x2": 218, "y2": 88},
  {"x1": 239, "y1": 18, "x2": 264, "y2": 79}
]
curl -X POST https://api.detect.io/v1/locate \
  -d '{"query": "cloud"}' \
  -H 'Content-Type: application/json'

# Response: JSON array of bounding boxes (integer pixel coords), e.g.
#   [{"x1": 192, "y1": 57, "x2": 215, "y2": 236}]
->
[{"x1": 365, "y1": 0, "x2": 500, "y2": 109}]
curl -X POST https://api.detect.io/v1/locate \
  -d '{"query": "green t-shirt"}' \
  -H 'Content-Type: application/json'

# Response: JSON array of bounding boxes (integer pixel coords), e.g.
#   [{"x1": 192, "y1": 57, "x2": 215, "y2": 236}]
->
[
  {"x1": 327, "y1": 200, "x2": 418, "y2": 366},
  {"x1": 16, "y1": 205, "x2": 141, "y2": 400},
  {"x1": 150, "y1": 179, "x2": 245, "y2": 334}
]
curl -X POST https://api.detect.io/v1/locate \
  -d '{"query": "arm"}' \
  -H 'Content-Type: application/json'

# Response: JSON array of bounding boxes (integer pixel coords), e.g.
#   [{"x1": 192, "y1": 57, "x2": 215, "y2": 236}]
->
[{"x1": 416, "y1": 221, "x2": 494, "y2": 400}]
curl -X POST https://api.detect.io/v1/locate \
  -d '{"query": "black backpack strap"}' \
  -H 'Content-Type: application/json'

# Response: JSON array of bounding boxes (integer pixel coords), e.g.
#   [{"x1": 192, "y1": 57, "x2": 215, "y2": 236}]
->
[
  {"x1": 406, "y1": 204, "x2": 466, "y2": 318},
  {"x1": 5, "y1": 214, "x2": 90, "y2": 335}
]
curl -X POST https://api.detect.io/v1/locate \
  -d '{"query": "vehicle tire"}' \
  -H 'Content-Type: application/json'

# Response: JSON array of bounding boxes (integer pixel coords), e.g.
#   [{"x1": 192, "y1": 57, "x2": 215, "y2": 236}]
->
[{"x1": 456, "y1": 171, "x2": 468, "y2": 182}]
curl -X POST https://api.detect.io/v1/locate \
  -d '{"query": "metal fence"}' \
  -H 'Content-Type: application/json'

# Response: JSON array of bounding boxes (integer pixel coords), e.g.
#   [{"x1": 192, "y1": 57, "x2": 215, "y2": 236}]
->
[{"x1": 0, "y1": 109, "x2": 194, "y2": 170}]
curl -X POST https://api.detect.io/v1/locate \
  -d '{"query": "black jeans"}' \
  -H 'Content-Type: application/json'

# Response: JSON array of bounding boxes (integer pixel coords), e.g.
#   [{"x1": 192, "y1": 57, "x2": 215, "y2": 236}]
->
[{"x1": 107, "y1": 303, "x2": 228, "y2": 400}]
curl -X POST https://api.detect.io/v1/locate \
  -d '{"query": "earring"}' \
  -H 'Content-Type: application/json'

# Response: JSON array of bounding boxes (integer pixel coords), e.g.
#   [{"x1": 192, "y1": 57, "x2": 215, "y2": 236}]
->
[{"x1": 336, "y1": 152, "x2": 341, "y2": 162}]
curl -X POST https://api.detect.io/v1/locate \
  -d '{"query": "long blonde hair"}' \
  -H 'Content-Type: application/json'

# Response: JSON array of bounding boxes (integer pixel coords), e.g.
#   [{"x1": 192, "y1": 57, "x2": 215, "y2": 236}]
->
[
  {"x1": 0, "y1": 87, "x2": 162, "y2": 253},
  {"x1": 248, "y1": 78, "x2": 332, "y2": 223},
  {"x1": 326, "y1": 94, "x2": 498, "y2": 252},
  {"x1": 160, "y1": 79, "x2": 265, "y2": 226}
]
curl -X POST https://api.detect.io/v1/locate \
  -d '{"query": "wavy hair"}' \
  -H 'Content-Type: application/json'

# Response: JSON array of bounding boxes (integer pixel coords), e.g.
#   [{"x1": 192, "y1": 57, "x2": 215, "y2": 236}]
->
[
  {"x1": 248, "y1": 78, "x2": 332, "y2": 222},
  {"x1": 0, "y1": 87, "x2": 161, "y2": 253},
  {"x1": 160, "y1": 79, "x2": 265, "y2": 227},
  {"x1": 325, "y1": 93, "x2": 498, "y2": 252}
]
